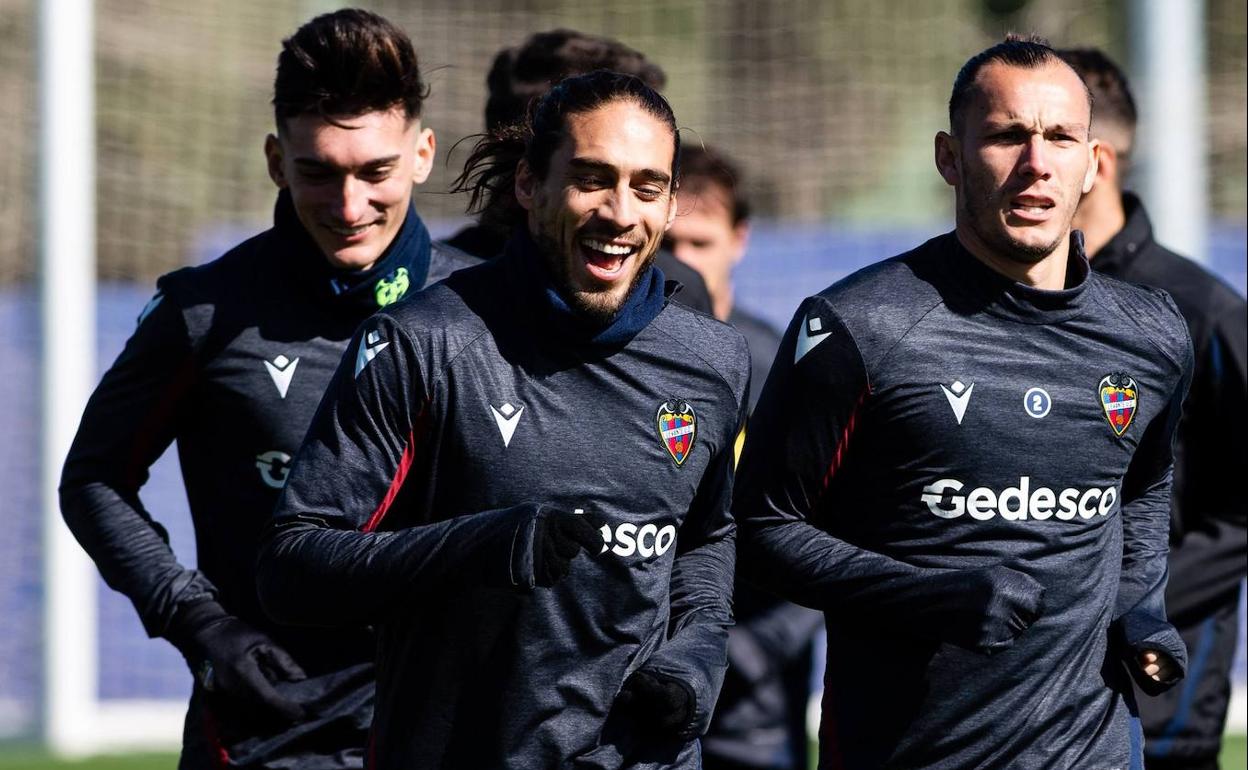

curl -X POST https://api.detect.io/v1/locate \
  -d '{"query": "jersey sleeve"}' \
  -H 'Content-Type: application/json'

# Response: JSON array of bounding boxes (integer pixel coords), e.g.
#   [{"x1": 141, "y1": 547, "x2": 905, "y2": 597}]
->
[
  {"x1": 735, "y1": 298, "x2": 979, "y2": 629},
  {"x1": 1113, "y1": 341, "x2": 1194, "y2": 695},
  {"x1": 58, "y1": 289, "x2": 218, "y2": 637},
  {"x1": 637, "y1": 392, "x2": 744, "y2": 740},
  {"x1": 256, "y1": 313, "x2": 543, "y2": 628}
]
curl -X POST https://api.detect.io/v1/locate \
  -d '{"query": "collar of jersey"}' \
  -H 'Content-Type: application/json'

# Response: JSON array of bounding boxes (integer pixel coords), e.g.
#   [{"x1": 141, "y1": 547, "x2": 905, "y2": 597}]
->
[
  {"x1": 272, "y1": 189, "x2": 432, "y2": 314},
  {"x1": 943, "y1": 231, "x2": 1095, "y2": 325},
  {"x1": 503, "y1": 228, "x2": 667, "y2": 349}
]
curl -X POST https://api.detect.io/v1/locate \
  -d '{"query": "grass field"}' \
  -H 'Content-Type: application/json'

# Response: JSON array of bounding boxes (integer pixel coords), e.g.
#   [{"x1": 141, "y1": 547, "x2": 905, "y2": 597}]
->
[{"x1": 0, "y1": 735, "x2": 1245, "y2": 769}]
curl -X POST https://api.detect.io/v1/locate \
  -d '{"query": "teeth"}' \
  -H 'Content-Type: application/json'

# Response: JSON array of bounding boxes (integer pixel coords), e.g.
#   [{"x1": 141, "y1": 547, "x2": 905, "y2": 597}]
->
[{"x1": 583, "y1": 239, "x2": 634, "y2": 256}]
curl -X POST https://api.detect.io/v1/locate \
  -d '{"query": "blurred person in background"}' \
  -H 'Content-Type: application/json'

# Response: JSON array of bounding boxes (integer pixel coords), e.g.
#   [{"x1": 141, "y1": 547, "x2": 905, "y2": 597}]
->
[
  {"x1": 58, "y1": 10, "x2": 470, "y2": 768},
  {"x1": 734, "y1": 35, "x2": 1192, "y2": 769},
  {"x1": 1061, "y1": 46, "x2": 1248, "y2": 770},
  {"x1": 665, "y1": 143, "x2": 821, "y2": 770},
  {"x1": 257, "y1": 70, "x2": 746, "y2": 769},
  {"x1": 446, "y1": 28, "x2": 715, "y2": 316}
]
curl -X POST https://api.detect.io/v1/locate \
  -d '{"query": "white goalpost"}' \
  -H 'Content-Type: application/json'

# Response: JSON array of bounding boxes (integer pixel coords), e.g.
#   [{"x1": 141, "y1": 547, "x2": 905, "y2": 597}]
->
[{"x1": 39, "y1": 0, "x2": 183, "y2": 755}]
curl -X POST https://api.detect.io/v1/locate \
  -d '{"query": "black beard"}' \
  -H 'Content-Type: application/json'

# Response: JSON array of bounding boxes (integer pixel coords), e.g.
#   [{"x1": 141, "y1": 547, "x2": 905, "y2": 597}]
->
[
  {"x1": 960, "y1": 187, "x2": 1064, "y2": 265},
  {"x1": 533, "y1": 229, "x2": 657, "y2": 326}
]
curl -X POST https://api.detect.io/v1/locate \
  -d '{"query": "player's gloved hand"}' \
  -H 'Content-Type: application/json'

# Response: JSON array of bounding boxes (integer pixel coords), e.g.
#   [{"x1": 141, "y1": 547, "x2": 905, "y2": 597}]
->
[
  {"x1": 615, "y1": 669, "x2": 695, "y2": 738},
  {"x1": 166, "y1": 599, "x2": 307, "y2": 724},
  {"x1": 932, "y1": 565, "x2": 1044, "y2": 653},
  {"x1": 532, "y1": 509, "x2": 602, "y2": 587}
]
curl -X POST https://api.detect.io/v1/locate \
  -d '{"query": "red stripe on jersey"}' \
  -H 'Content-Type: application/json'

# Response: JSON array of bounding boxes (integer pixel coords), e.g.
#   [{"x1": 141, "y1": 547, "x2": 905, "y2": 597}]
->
[
  {"x1": 821, "y1": 388, "x2": 868, "y2": 489},
  {"x1": 362, "y1": 400, "x2": 430, "y2": 533},
  {"x1": 818, "y1": 677, "x2": 846, "y2": 770},
  {"x1": 201, "y1": 706, "x2": 230, "y2": 769}
]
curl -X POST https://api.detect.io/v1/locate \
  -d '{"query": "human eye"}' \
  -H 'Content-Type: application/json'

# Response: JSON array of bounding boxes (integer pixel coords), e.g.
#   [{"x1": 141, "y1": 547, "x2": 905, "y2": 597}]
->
[
  {"x1": 988, "y1": 128, "x2": 1027, "y2": 144},
  {"x1": 573, "y1": 174, "x2": 608, "y2": 190},
  {"x1": 360, "y1": 166, "x2": 395, "y2": 183},
  {"x1": 298, "y1": 166, "x2": 335, "y2": 182},
  {"x1": 634, "y1": 184, "x2": 665, "y2": 201}
]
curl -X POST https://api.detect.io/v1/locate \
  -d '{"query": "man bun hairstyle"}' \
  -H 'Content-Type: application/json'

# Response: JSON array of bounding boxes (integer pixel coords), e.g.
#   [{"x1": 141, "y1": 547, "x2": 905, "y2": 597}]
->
[
  {"x1": 454, "y1": 70, "x2": 680, "y2": 231},
  {"x1": 273, "y1": 8, "x2": 427, "y2": 127},
  {"x1": 484, "y1": 29, "x2": 667, "y2": 131},
  {"x1": 948, "y1": 33, "x2": 1090, "y2": 136}
]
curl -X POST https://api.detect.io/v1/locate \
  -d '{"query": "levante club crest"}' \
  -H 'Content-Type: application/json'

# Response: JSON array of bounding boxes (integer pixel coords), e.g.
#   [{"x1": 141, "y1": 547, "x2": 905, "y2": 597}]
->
[
  {"x1": 1098, "y1": 373, "x2": 1139, "y2": 437},
  {"x1": 657, "y1": 400, "x2": 697, "y2": 466}
]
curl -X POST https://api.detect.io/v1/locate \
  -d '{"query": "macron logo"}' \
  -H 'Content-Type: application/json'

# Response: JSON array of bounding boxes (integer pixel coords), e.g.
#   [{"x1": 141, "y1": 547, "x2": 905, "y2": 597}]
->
[
  {"x1": 263, "y1": 354, "x2": 299, "y2": 399},
  {"x1": 354, "y1": 329, "x2": 389, "y2": 378},
  {"x1": 794, "y1": 315, "x2": 831, "y2": 363},
  {"x1": 940, "y1": 381, "x2": 974, "y2": 425},
  {"x1": 490, "y1": 402, "x2": 525, "y2": 447}
]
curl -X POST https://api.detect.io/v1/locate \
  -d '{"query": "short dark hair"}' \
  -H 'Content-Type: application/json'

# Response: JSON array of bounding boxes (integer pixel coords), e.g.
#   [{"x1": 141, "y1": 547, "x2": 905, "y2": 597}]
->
[
  {"x1": 484, "y1": 29, "x2": 667, "y2": 130},
  {"x1": 678, "y1": 145, "x2": 750, "y2": 225},
  {"x1": 454, "y1": 71, "x2": 680, "y2": 230},
  {"x1": 1056, "y1": 47, "x2": 1138, "y2": 153},
  {"x1": 273, "y1": 9, "x2": 427, "y2": 127},
  {"x1": 948, "y1": 33, "x2": 1090, "y2": 135}
]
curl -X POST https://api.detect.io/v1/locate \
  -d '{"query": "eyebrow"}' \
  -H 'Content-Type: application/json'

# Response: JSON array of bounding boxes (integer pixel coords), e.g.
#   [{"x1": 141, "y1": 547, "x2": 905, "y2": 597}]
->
[
  {"x1": 983, "y1": 119, "x2": 1088, "y2": 135},
  {"x1": 293, "y1": 154, "x2": 402, "y2": 170},
  {"x1": 569, "y1": 157, "x2": 672, "y2": 187}
]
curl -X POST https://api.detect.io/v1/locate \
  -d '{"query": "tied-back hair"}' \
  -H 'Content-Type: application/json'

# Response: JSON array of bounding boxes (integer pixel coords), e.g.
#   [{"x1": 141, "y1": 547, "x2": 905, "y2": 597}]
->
[
  {"x1": 948, "y1": 33, "x2": 1090, "y2": 135},
  {"x1": 453, "y1": 70, "x2": 680, "y2": 232}
]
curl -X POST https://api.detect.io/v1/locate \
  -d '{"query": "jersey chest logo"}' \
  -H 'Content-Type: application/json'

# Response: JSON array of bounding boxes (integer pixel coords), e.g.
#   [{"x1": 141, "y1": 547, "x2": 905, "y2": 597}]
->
[
  {"x1": 656, "y1": 399, "x2": 697, "y2": 466},
  {"x1": 1098, "y1": 373, "x2": 1139, "y2": 437}
]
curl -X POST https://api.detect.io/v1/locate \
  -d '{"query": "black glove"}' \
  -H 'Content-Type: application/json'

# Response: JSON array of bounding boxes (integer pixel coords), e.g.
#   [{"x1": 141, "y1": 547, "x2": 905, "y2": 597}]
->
[
  {"x1": 928, "y1": 565, "x2": 1044, "y2": 653},
  {"x1": 532, "y1": 509, "x2": 602, "y2": 587},
  {"x1": 166, "y1": 600, "x2": 307, "y2": 725},
  {"x1": 615, "y1": 669, "x2": 695, "y2": 738}
]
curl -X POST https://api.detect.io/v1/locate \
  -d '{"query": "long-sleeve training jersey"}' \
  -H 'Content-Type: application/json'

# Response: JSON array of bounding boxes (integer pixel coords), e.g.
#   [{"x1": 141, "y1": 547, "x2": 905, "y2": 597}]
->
[
  {"x1": 1091, "y1": 193, "x2": 1248, "y2": 761},
  {"x1": 735, "y1": 232, "x2": 1193, "y2": 770},
  {"x1": 59, "y1": 191, "x2": 473, "y2": 769},
  {"x1": 258, "y1": 235, "x2": 749, "y2": 770}
]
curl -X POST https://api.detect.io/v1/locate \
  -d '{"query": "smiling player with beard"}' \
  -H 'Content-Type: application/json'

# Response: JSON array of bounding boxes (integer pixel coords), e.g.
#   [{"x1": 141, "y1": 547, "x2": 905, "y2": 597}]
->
[
  {"x1": 257, "y1": 71, "x2": 749, "y2": 770},
  {"x1": 734, "y1": 35, "x2": 1193, "y2": 769}
]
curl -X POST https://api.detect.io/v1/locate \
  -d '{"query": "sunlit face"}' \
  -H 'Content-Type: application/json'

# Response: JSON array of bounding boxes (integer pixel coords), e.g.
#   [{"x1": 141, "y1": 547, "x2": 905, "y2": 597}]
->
[
  {"x1": 936, "y1": 60, "x2": 1099, "y2": 265},
  {"x1": 664, "y1": 183, "x2": 748, "y2": 319},
  {"x1": 265, "y1": 108, "x2": 435, "y2": 270},
  {"x1": 516, "y1": 99, "x2": 677, "y2": 323}
]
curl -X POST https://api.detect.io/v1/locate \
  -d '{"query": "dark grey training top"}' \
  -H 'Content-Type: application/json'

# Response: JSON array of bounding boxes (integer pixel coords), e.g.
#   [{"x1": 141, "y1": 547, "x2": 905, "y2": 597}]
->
[
  {"x1": 735, "y1": 232, "x2": 1193, "y2": 770},
  {"x1": 259, "y1": 239, "x2": 750, "y2": 770},
  {"x1": 59, "y1": 191, "x2": 473, "y2": 769}
]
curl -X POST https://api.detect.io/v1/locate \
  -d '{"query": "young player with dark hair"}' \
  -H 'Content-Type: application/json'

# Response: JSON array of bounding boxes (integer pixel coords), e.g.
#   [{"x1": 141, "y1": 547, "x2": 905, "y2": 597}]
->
[
  {"x1": 1060, "y1": 46, "x2": 1247, "y2": 770},
  {"x1": 665, "y1": 144, "x2": 821, "y2": 770},
  {"x1": 257, "y1": 70, "x2": 748, "y2": 770},
  {"x1": 59, "y1": 10, "x2": 471, "y2": 768},
  {"x1": 735, "y1": 35, "x2": 1192, "y2": 769},
  {"x1": 445, "y1": 28, "x2": 715, "y2": 316}
]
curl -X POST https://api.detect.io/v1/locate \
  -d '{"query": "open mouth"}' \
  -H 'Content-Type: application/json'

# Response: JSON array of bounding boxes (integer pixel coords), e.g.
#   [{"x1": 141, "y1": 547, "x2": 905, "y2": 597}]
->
[
  {"x1": 1006, "y1": 195, "x2": 1055, "y2": 222},
  {"x1": 579, "y1": 237, "x2": 640, "y2": 282}
]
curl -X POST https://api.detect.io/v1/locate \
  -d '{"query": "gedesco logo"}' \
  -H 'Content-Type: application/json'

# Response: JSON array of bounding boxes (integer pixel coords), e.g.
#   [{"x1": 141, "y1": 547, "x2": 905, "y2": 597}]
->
[
  {"x1": 599, "y1": 522, "x2": 678, "y2": 558},
  {"x1": 920, "y1": 476, "x2": 1118, "y2": 521}
]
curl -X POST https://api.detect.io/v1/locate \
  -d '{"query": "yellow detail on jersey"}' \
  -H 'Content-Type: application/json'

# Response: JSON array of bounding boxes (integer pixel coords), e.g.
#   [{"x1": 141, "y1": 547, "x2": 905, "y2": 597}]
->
[{"x1": 733, "y1": 423, "x2": 747, "y2": 469}]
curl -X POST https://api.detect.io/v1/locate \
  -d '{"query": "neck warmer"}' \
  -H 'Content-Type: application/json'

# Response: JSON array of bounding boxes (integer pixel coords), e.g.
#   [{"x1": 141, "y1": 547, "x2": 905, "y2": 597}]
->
[
  {"x1": 504, "y1": 228, "x2": 666, "y2": 348},
  {"x1": 273, "y1": 189, "x2": 432, "y2": 315}
]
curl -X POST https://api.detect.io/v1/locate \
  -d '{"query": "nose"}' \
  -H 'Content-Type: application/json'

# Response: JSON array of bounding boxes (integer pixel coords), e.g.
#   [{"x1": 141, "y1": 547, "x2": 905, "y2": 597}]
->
[
  {"x1": 1018, "y1": 134, "x2": 1052, "y2": 180},
  {"x1": 329, "y1": 176, "x2": 369, "y2": 224},
  {"x1": 597, "y1": 184, "x2": 640, "y2": 230}
]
